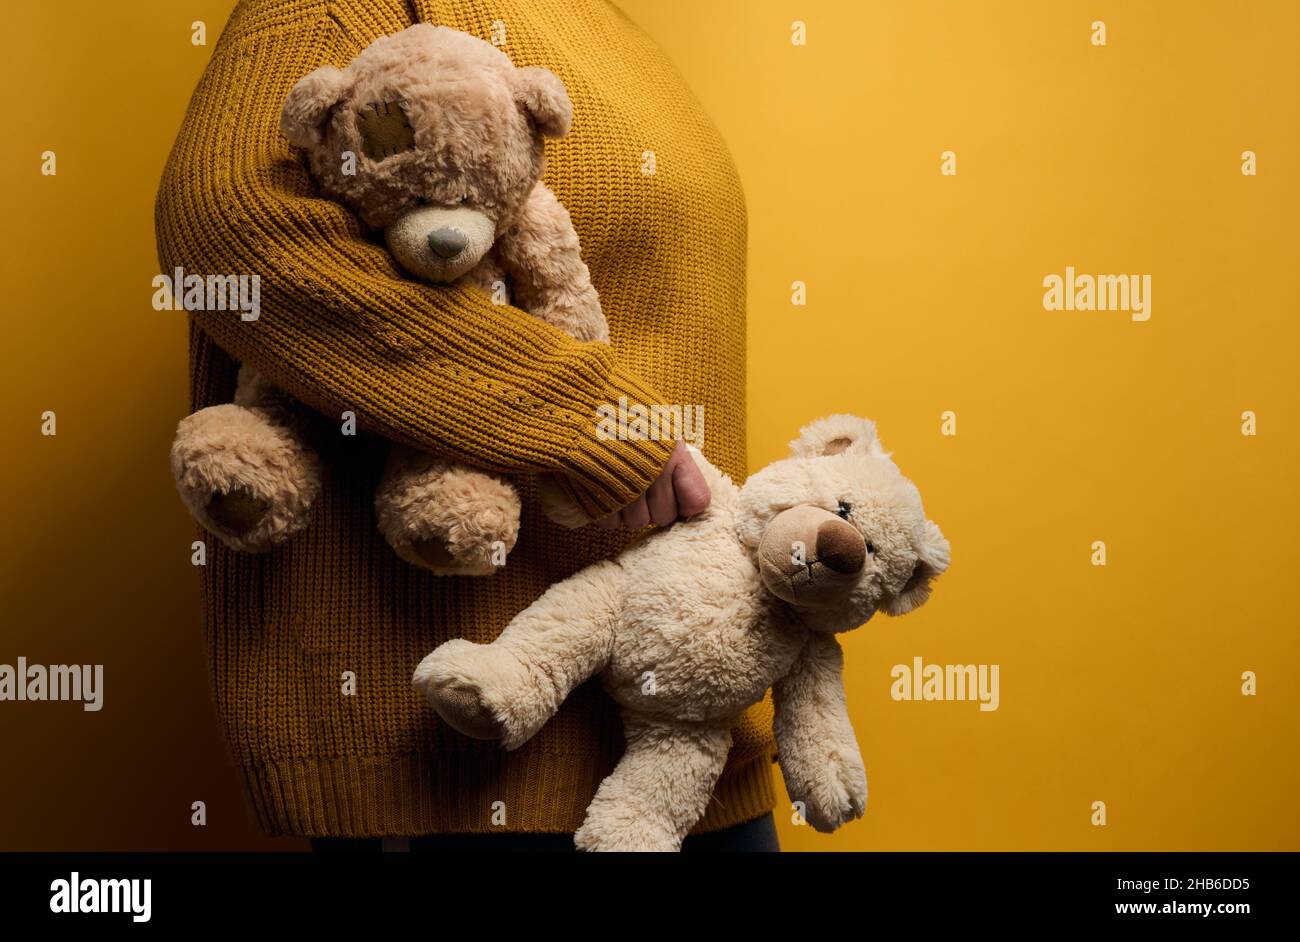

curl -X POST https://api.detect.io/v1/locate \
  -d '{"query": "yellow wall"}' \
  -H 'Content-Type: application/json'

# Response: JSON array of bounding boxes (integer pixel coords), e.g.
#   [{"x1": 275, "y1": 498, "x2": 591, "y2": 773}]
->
[{"x1": 1, "y1": 0, "x2": 1295, "y2": 850}]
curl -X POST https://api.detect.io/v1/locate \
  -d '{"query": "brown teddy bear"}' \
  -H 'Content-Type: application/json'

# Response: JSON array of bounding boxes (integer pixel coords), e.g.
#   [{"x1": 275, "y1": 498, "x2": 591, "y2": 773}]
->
[
  {"x1": 170, "y1": 25, "x2": 606, "y2": 574},
  {"x1": 413, "y1": 415, "x2": 951, "y2": 850}
]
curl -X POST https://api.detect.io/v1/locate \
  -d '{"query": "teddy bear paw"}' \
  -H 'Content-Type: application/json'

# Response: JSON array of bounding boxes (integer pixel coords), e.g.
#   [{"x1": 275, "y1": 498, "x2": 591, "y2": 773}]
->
[
  {"x1": 423, "y1": 680, "x2": 505, "y2": 741},
  {"x1": 574, "y1": 813, "x2": 681, "y2": 852},
  {"x1": 376, "y1": 463, "x2": 521, "y2": 576},
  {"x1": 205, "y1": 489, "x2": 271, "y2": 534},
  {"x1": 170, "y1": 404, "x2": 321, "y2": 552},
  {"x1": 795, "y1": 756, "x2": 868, "y2": 833},
  {"x1": 413, "y1": 640, "x2": 535, "y2": 744}
]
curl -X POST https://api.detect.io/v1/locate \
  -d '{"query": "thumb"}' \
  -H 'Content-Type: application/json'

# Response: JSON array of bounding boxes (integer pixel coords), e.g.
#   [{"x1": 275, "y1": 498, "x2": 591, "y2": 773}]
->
[{"x1": 669, "y1": 444, "x2": 711, "y2": 516}]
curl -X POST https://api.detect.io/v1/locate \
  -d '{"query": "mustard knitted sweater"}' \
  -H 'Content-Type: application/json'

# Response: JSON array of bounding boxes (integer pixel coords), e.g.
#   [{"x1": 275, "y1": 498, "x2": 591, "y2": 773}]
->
[{"x1": 155, "y1": 0, "x2": 774, "y2": 837}]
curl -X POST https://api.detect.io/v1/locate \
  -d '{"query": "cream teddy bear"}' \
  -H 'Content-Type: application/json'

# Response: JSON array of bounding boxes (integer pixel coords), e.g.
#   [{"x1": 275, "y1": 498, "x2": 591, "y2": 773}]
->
[
  {"x1": 413, "y1": 415, "x2": 951, "y2": 850},
  {"x1": 170, "y1": 25, "x2": 605, "y2": 574}
]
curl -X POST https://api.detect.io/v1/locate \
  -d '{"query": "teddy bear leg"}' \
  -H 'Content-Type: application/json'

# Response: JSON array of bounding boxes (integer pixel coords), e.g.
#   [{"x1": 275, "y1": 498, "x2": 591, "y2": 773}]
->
[
  {"x1": 411, "y1": 639, "x2": 524, "y2": 742},
  {"x1": 574, "y1": 716, "x2": 732, "y2": 852},
  {"x1": 374, "y1": 446, "x2": 520, "y2": 575},
  {"x1": 170, "y1": 368, "x2": 322, "y2": 552},
  {"x1": 413, "y1": 559, "x2": 623, "y2": 747}
]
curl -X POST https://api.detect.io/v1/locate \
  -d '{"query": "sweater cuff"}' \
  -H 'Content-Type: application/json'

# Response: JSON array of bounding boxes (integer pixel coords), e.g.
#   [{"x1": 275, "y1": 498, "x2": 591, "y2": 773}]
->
[{"x1": 555, "y1": 363, "x2": 676, "y2": 518}]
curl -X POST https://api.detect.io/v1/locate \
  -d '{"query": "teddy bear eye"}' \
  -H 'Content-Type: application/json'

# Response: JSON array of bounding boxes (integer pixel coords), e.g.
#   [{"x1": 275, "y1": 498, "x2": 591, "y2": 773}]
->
[
  {"x1": 459, "y1": 194, "x2": 470, "y2": 204},
  {"x1": 866, "y1": 541, "x2": 875, "y2": 555},
  {"x1": 356, "y1": 100, "x2": 415, "y2": 160},
  {"x1": 836, "y1": 500, "x2": 852, "y2": 519}
]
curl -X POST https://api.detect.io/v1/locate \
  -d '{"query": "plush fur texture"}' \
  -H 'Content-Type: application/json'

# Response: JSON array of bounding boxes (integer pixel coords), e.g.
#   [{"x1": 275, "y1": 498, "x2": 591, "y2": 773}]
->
[
  {"x1": 374, "y1": 447, "x2": 521, "y2": 576},
  {"x1": 170, "y1": 368, "x2": 322, "y2": 552},
  {"x1": 170, "y1": 25, "x2": 605, "y2": 572},
  {"x1": 413, "y1": 416, "x2": 951, "y2": 850}
]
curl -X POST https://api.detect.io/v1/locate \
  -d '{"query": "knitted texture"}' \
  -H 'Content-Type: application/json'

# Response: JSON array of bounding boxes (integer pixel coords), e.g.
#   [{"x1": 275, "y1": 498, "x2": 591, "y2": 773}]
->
[{"x1": 156, "y1": 0, "x2": 772, "y2": 837}]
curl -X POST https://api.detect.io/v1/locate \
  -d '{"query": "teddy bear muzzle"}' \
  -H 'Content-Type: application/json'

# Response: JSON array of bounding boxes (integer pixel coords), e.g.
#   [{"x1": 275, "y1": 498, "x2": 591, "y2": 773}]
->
[
  {"x1": 756, "y1": 504, "x2": 868, "y2": 605},
  {"x1": 384, "y1": 204, "x2": 496, "y2": 281}
]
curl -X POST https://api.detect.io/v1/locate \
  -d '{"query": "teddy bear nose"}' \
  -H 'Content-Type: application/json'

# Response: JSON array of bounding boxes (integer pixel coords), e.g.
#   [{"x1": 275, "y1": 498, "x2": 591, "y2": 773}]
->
[
  {"x1": 427, "y1": 227, "x2": 468, "y2": 259},
  {"x1": 815, "y1": 519, "x2": 866, "y2": 574}
]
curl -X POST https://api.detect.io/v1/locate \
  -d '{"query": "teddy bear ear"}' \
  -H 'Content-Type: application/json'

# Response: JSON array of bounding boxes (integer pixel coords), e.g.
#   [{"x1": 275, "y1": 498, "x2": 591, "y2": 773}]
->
[
  {"x1": 881, "y1": 519, "x2": 951, "y2": 617},
  {"x1": 514, "y1": 66, "x2": 573, "y2": 138},
  {"x1": 788, "y1": 414, "x2": 883, "y2": 459},
  {"x1": 281, "y1": 65, "x2": 351, "y2": 149}
]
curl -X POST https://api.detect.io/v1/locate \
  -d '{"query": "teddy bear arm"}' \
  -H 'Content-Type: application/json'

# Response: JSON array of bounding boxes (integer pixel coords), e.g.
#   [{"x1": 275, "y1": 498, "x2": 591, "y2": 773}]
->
[
  {"x1": 772, "y1": 633, "x2": 868, "y2": 833},
  {"x1": 493, "y1": 182, "x2": 608, "y2": 343},
  {"x1": 575, "y1": 714, "x2": 732, "y2": 852}
]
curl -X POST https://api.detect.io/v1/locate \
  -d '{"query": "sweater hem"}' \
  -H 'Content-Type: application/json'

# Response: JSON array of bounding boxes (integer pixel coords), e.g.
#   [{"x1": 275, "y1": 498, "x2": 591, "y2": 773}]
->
[{"x1": 239, "y1": 750, "x2": 776, "y2": 839}]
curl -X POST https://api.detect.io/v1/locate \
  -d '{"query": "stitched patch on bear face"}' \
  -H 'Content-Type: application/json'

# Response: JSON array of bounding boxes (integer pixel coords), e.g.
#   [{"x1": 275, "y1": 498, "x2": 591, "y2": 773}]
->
[{"x1": 356, "y1": 100, "x2": 415, "y2": 160}]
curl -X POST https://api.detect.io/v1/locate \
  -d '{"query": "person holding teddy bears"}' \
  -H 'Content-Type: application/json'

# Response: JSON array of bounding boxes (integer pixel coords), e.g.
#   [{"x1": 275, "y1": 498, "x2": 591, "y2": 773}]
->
[
  {"x1": 158, "y1": 0, "x2": 780, "y2": 850},
  {"x1": 162, "y1": 0, "x2": 952, "y2": 854}
]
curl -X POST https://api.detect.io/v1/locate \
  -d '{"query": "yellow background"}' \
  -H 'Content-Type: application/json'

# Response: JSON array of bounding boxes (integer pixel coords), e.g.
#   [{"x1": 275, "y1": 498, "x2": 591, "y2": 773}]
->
[{"x1": 1, "y1": 0, "x2": 1296, "y2": 850}]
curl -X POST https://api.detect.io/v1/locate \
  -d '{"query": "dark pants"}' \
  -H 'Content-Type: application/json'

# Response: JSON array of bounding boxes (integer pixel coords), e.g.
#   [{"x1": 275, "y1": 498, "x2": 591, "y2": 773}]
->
[{"x1": 310, "y1": 812, "x2": 780, "y2": 853}]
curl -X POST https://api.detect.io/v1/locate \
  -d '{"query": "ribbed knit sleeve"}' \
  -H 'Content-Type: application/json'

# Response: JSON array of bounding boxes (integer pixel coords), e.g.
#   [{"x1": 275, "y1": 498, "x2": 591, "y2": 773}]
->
[{"x1": 154, "y1": 8, "x2": 673, "y2": 517}]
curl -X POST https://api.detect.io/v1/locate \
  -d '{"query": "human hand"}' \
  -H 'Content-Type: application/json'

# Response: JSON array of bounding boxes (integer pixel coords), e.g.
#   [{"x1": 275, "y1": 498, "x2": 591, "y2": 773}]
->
[
  {"x1": 595, "y1": 439, "x2": 711, "y2": 529},
  {"x1": 538, "y1": 439, "x2": 711, "y2": 530}
]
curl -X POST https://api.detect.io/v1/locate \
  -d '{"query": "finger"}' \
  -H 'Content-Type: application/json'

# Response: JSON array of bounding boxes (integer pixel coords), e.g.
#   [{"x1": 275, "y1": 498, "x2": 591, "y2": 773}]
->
[
  {"x1": 671, "y1": 452, "x2": 712, "y2": 517},
  {"x1": 621, "y1": 493, "x2": 651, "y2": 530},
  {"x1": 645, "y1": 468, "x2": 678, "y2": 527},
  {"x1": 597, "y1": 511, "x2": 620, "y2": 529}
]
